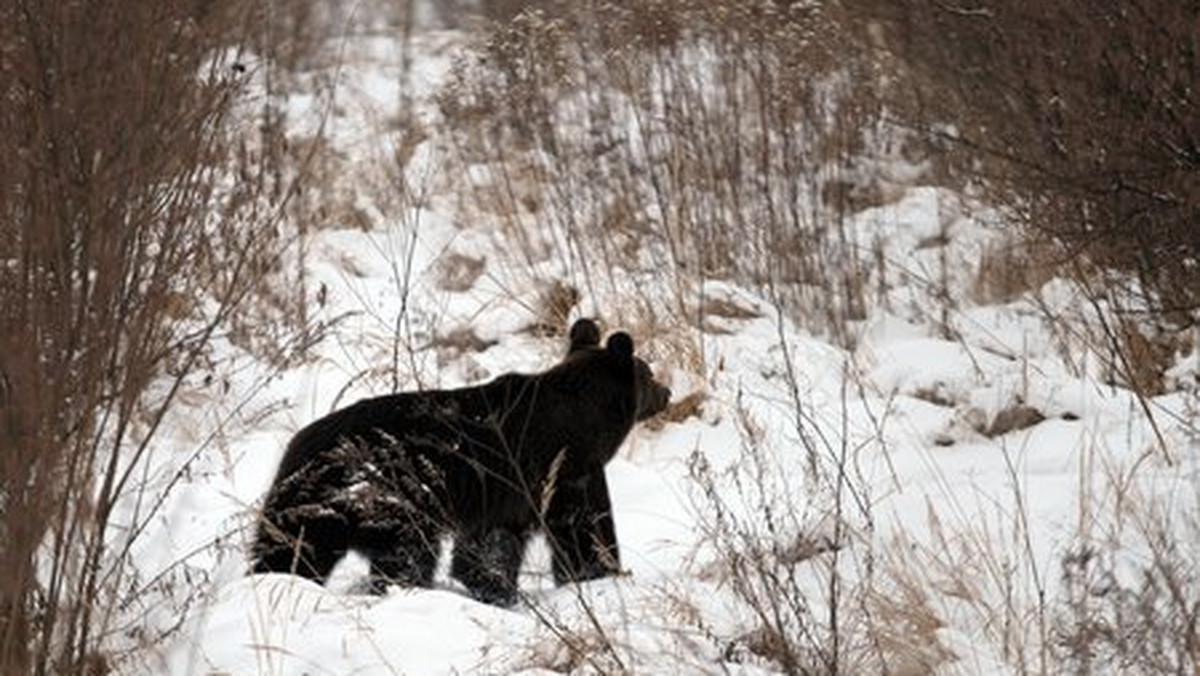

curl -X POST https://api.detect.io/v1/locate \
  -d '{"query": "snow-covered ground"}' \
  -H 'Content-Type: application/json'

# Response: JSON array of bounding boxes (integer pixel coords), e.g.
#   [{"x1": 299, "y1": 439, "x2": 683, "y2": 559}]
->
[{"x1": 113, "y1": 22, "x2": 1197, "y2": 676}]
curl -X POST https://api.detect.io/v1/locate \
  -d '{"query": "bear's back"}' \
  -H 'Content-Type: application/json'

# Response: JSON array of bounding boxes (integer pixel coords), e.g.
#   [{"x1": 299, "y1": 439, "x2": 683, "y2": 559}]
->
[{"x1": 273, "y1": 374, "x2": 541, "y2": 484}]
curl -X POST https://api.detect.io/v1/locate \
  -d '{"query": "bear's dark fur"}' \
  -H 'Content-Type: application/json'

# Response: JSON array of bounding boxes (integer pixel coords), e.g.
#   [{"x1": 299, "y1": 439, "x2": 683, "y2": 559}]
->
[{"x1": 251, "y1": 319, "x2": 670, "y2": 606}]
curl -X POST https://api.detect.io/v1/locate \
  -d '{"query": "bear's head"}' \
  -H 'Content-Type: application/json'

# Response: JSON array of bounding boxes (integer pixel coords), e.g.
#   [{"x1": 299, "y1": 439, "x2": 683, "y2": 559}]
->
[{"x1": 562, "y1": 319, "x2": 671, "y2": 422}]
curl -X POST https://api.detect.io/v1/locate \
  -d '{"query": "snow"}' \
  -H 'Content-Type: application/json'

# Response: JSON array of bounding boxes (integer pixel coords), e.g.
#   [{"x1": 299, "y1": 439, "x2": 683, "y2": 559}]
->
[{"x1": 108, "y1": 20, "x2": 1197, "y2": 676}]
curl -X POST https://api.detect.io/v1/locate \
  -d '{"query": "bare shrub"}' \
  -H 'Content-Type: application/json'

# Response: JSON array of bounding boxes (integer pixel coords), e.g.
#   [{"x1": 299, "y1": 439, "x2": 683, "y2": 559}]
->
[
  {"x1": 687, "y1": 467, "x2": 836, "y2": 673},
  {"x1": 841, "y1": 0, "x2": 1200, "y2": 321},
  {"x1": 684, "y1": 422, "x2": 943, "y2": 675},
  {"x1": 0, "y1": 1, "x2": 304, "y2": 672},
  {"x1": 971, "y1": 234, "x2": 1062, "y2": 305},
  {"x1": 1055, "y1": 475, "x2": 1200, "y2": 675},
  {"x1": 437, "y1": 0, "x2": 895, "y2": 346},
  {"x1": 678, "y1": 342, "x2": 905, "y2": 675},
  {"x1": 1058, "y1": 540, "x2": 1199, "y2": 674}
]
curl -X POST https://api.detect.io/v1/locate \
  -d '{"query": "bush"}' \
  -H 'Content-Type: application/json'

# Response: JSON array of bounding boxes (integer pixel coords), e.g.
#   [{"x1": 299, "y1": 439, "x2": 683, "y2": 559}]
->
[
  {"x1": 0, "y1": 1, "x2": 284, "y2": 672},
  {"x1": 839, "y1": 0, "x2": 1199, "y2": 319},
  {"x1": 438, "y1": 0, "x2": 891, "y2": 346}
]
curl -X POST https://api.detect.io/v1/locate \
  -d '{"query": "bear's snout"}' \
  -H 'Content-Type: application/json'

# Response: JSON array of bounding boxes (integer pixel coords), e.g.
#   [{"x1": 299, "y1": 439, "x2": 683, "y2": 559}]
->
[{"x1": 637, "y1": 382, "x2": 671, "y2": 421}]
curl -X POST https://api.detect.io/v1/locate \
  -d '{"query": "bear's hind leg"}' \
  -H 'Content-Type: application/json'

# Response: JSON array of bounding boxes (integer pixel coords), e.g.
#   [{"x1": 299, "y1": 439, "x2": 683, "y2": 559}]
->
[
  {"x1": 356, "y1": 520, "x2": 440, "y2": 594},
  {"x1": 252, "y1": 511, "x2": 350, "y2": 585},
  {"x1": 450, "y1": 526, "x2": 527, "y2": 607}
]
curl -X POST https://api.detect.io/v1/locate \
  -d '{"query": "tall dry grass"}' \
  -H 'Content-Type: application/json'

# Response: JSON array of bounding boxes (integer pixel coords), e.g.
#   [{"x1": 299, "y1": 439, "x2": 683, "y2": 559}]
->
[
  {"x1": 838, "y1": 0, "x2": 1199, "y2": 322},
  {"x1": 438, "y1": 0, "x2": 899, "y2": 348},
  {"x1": 0, "y1": 0, "x2": 318, "y2": 672}
]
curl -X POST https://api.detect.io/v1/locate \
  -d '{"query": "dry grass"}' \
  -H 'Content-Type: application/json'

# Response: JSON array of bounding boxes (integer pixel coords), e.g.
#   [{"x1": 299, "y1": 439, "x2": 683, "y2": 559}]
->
[
  {"x1": 839, "y1": 0, "x2": 1200, "y2": 321},
  {"x1": 1054, "y1": 500, "x2": 1200, "y2": 674},
  {"x1": 0, "y1": 0, "x2": 327, "y2": 672},
  {"x1": 437, "y1": 0, "x2": 897, "y2": 349},
  {"x1": 971, "y1": 235, "x2": 1063, "y2": 306}
]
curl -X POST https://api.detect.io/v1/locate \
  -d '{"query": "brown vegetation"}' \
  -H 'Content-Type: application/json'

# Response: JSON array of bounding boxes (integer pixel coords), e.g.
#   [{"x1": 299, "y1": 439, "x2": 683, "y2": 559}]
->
[
  {"x1": 0, "y1": 0, "x2": 308, "y2": 672},
  {"x1": 838, "y1": 0, "x2": 1199, "y2": 320},
  {"x1": 438, "y1": 0, "x2": 884, "y2": 346}
]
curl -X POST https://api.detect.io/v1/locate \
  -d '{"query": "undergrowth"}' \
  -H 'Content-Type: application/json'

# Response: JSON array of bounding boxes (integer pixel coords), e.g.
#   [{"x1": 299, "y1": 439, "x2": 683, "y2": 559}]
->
[
  {"x1": 0, "y1": 0, "x2": 327, "y2": 672},
  {"x1": 437, "y1": 0, "x2": 906, "y2": 348},
  {"x1": 438, "y1": 2, "x2": 1199, "y2": 674}
]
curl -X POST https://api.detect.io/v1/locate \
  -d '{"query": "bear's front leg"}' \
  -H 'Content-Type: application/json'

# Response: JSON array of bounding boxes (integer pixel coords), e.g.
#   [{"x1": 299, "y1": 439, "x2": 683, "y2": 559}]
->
[
  {"x1": 450, "y1": 526, "x2": 528, "y2": 607},
  {"x1": 546, "y1": 470, "x2": 621, "y2": 586}
]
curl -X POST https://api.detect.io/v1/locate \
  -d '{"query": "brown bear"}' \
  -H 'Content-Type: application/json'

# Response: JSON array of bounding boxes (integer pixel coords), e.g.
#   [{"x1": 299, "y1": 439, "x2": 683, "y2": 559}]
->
[{"x1": 251, "y1": 319, "x2": 670, "y2": 606}]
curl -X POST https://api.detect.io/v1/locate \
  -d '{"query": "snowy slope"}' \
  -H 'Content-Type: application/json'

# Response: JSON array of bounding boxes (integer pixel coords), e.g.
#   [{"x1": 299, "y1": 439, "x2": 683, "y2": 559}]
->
[{"x1": 112, "y1": 23, "x2": 1198, "y2": 676}]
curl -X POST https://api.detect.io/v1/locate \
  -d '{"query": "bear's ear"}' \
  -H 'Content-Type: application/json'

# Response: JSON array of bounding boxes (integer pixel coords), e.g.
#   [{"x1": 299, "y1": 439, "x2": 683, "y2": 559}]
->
[
  {"x1": 568, "y1": 318, "x2": 601, "y2": 353},
  {"x1": 606, "y1": 332, "x2": 634, "y2": 358}
]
